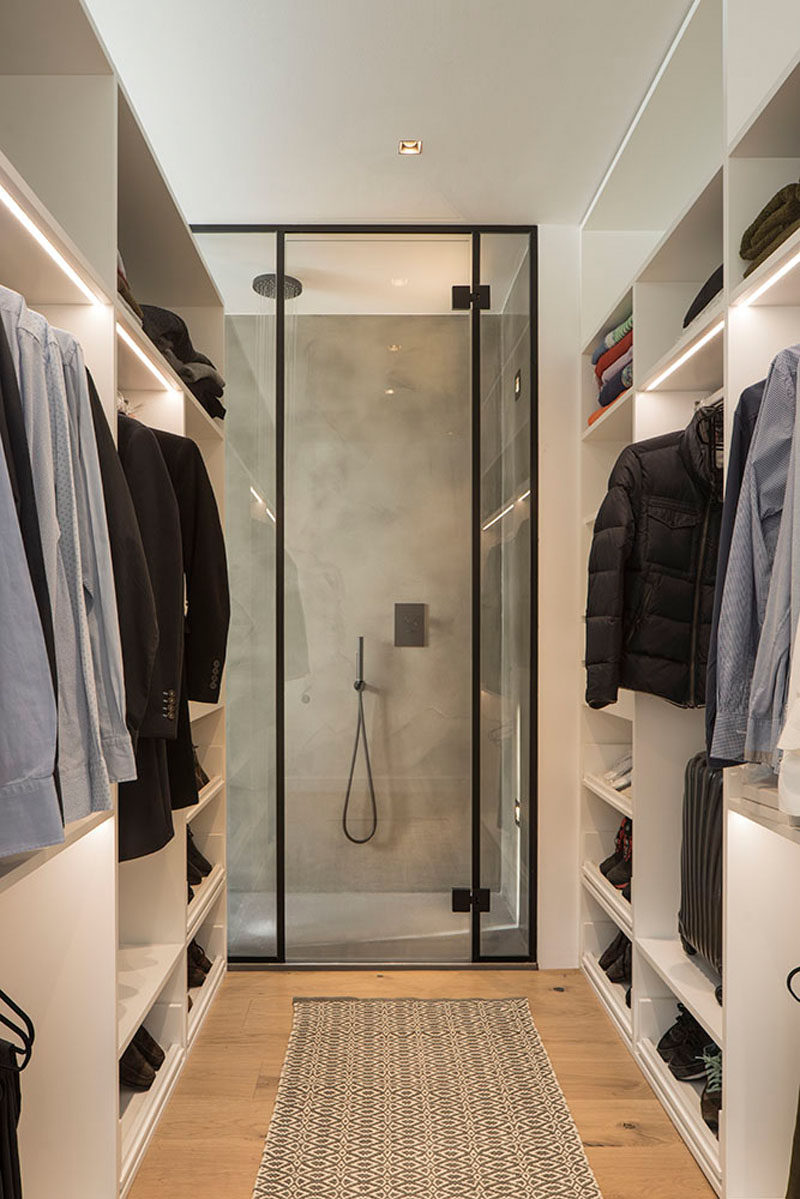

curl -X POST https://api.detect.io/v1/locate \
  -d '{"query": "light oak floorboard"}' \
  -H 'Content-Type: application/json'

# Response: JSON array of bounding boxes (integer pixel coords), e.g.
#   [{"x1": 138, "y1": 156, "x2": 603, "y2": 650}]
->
[{"x1": 128, "y1": 968, "x2": 714, "y2": 1199}]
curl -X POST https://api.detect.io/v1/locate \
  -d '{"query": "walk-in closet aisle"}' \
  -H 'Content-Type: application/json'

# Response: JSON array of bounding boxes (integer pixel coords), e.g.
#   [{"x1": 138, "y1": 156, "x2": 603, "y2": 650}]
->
[
  {"x1": 0, "y1": 3, "x2": 227, "y2": 1197},
  {"x1": 580, "y1": 0, "x2": 800, "y2": 1195}
]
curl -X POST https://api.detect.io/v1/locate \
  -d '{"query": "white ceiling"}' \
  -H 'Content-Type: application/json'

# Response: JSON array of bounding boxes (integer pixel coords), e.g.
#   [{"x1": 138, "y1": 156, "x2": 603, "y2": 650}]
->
[{"x1": 86, "y1": 0, "x2": 693, "y2": 227}]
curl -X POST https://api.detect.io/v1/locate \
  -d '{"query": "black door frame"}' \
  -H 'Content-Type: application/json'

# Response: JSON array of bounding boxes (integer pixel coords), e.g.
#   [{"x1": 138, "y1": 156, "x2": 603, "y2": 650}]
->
[{"x1": 192, "y1": 223, "x2": 538, "y2": 964}]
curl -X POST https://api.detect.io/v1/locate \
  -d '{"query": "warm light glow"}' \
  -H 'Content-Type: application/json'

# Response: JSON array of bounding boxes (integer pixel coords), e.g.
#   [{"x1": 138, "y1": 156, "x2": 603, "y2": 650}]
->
[
  {"x1": 518, "y1": 489, "x2": 531, "y2": 502},
  {"x1": 249, "y1": 486, "x2": 276, "y2": 523},
  {"x1": 736, "y1": 247, "x2": 800, "y2": 306},
  {"x1": 482, "y1": 487, "x2": 531, "y2": 532},
  {"x1": 390, "y1": 278, "x2": 409, "y2": 288},
  {"x1": 398, "y1": 140, "x2": 422, "y2": 155},
  {"x1": 116, "y1": 323, "x2": 181, "y2": 393},
  {"x1": 0, "y1": 181, "x2": 104, "y2": 306},
  {"x1": 388, "y1": 343, "x2": 402, "y2": 352},
  {"x1": 644, "y1": 320, "x2": 724, "y2": 391},
  {"x1": 384, "y1": 388, "x2": 395, "y2": 395}
]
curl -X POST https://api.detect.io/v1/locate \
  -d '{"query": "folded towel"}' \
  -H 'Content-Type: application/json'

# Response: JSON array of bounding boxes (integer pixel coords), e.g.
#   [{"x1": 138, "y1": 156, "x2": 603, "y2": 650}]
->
[
  {"x1": 598, "y1": 361, "x2": 632, "y2": 407},
  {"x1": 601, "y1": 344, "x2": 632, "y2": 386},
  {"x1": 595, "y1": 328, "x2": 633, "y2": 380},
  {"x1": 683, "y1": 265, "x2": 724, "y2": 327},
  {"x1": 740, "y1": 182, "x2": 800, "y2": 277},
  {"x1": 591, "y1": 313, "x2": 633, "y2": 363}
]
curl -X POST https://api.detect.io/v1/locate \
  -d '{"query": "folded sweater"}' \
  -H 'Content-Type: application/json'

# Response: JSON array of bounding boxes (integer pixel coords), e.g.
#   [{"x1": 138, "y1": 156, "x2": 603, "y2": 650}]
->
[
  {"x1": 741, "y1": 182, "x2": 800, "y2": 278},
  {"x1": 591, "y1": 314, "x2": 633, "y2": 364},
  {"x1": 595, "y1": 328, "x2": 633, "y2": 380},
  {"x1": 599, "y1": 361, "x2": 632, "y2": 408},
  {"x1": 600, "y1": 344, "x2": 632, "y2": 386}
]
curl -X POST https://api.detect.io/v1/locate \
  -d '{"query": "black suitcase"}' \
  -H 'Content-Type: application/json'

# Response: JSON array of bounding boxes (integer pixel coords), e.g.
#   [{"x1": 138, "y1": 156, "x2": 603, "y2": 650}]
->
[{"x1": 678, "y1": 751, "x2": 723, "y2": 980}]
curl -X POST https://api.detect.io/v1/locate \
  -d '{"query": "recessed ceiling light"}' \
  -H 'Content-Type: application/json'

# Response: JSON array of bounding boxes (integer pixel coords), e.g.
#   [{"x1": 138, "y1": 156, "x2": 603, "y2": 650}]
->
[
  {"x1": 390, "y1": 278, "x2": 408, "y2": 288},
  {"x1": 384, "y1": 388, "x2": 395, "y2": 396},
  {"x1": 388, "y1": 343, "x2": 402, "y2": 352},
  {"x1": 398, "y1": 140, "x2": 422, "y2": 155}
]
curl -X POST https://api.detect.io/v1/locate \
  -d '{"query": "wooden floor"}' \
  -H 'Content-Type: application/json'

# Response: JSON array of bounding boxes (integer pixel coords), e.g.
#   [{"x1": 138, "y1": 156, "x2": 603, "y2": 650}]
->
[{"x1": 129, "y1": 968, "x2": 714, "y2": 1199}]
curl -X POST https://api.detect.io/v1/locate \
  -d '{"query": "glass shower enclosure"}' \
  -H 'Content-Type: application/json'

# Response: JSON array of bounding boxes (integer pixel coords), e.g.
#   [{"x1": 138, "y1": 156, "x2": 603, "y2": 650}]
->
[{"x1": 195, "y1": 226, "x2": 536, "y2": 963}]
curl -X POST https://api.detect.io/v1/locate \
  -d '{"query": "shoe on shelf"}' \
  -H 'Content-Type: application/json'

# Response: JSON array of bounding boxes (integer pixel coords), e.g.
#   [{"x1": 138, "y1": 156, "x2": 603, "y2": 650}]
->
[
  {"x1": 602, "y1": 752, "x2": 632, "y2": 784},
  {"x1": 188, "y1": 993, "x2": 193, "y2": 1013},
  {"x1": 598, "y1": 930, "x2": 627, "y2": 972},
  {"x1": 669, "y1": 1034, "x2": 717, "y2": 1082},
  {"x1": 189, "y1": 938, "x2": 213, "y2": 974},
  {"x1": 187, "y1": 829, "x2": 213, "y2": 877},
  {"x1": 188, "y1": 955, "x2": 206, "y2": 989},
  {"x1": 657, "y1": 1003, "x2": 704, "y2": 1062},
  {"x1": 187, "y1": 857, "x2": 204, "y2": 887},
  {"x1": 700, "y1": 1046, "x2": 722, "y2": 1136},
  {"x1": 193, "y1": 745, "x2": 210, "y2": 791},
  {"x1": 600, "y1": 818, "x2": 630, "y2": 878},
  {"x1": 625, "y1": 986, "x2": 631, "y2": 1009},
  {"x1": 133, "y1": 1025, "x2": 165, "y2": 1072},
  {"x1": 621, "y1": 881, "x2": 631, "y2": 902},
  {"x1": 188, "y1": 882, "x2": 195, "y2": 904},
  {"x1": 607, "y1": 939, "x2": 631, "y2": 986},
  {"x1": 120, "y1": 1041, "x2": 156, "y2": 1091},
  {"x1": 606, "y1": 823, "x2": 632, "y2": 889}
]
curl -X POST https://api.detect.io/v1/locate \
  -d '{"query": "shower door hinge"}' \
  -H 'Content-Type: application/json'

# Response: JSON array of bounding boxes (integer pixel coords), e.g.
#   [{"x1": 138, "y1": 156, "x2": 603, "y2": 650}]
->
[
  {"x1": 451, "y1": 284, "x2": 491, "y2": 310},
  {"x1": 451, "y1": 887, "x2": 491, "y2": 913}
]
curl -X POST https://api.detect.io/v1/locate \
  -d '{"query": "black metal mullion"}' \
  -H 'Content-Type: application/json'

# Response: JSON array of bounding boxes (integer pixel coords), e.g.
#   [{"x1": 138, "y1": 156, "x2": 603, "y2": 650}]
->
[
  {"x1": 528, "y1": 228, "x2": 539, "y2": 965},
  {"x1": 275, "y1": 230, "x2": 286, "y2": 962},
  {"x1": 470, "y1": 231, "x2": 482, "y2": 964}
]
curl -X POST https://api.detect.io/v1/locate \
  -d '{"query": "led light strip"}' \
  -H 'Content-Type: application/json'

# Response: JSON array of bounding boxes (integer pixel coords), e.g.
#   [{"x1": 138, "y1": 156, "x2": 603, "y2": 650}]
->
[
  {"x1": 0, "y1": 181, "x2": 104, "y2": 306},
  {"x1": 481, "y1": 487, "x2": 531, "y2": 532},
  {"x1": 644, "y1": 319, "x2": 724, "y2": 391},
  {"x1": 249, "y1": 485, "x2": 276, "y2": 523},
  {"x1": 116, "y1": 323, "x2": 181, "y2": 393},
  {"x1": 736, "y1": 246, "x2": 800, "y2": 307}
]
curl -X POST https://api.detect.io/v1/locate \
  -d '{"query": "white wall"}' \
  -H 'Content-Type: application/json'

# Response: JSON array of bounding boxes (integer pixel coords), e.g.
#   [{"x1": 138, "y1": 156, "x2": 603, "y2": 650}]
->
[{"x1": 536, "y1": 224, "x2": 582, "y2": 968}]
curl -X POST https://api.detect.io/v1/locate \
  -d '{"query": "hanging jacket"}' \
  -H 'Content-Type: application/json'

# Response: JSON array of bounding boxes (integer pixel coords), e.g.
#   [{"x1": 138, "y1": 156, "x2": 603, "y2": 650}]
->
[
  {"x1": 585, "y1": 405, "x2": 723, "y2": 709},
  {"x1": 0, "y1": 287, "x2": 111, "y2": 823},
  {"x1": 711, "y1": 345, "x2": 800, "y2": 764},
  {"x1": 54, "y1": 329, "x2": 135, "y2": 784}
]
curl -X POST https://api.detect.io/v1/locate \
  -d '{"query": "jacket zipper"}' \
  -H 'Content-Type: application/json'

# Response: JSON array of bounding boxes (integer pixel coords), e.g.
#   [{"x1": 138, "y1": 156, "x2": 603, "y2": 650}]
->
[{"x1": 689, "y1": 498, "x2": 712, "y2": 706}]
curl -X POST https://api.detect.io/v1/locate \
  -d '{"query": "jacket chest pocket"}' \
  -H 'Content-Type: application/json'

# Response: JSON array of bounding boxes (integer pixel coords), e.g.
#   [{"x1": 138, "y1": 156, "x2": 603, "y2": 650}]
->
[{"x1": 645, "y1": 501, "x2": 701, "y2": 577}]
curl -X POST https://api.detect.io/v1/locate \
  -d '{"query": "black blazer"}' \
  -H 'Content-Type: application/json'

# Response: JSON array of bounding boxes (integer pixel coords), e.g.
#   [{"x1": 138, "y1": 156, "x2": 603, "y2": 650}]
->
[{"x1": 153, "y1": 428, "x2": 229, "y2": 701}]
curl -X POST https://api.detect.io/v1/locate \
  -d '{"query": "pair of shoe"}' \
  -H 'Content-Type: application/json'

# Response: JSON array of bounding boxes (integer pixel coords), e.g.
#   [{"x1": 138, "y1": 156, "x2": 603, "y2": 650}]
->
[
  {"x1": 598, "y1": 930, "x2": 632, "y2": 1006},
  {"x1": 600, "y1": 818, "x2": 632, "y2": 890},
  {"x1": 120, "y1": 1025, "x2": 166, "y2": 1092},
  {"x1": 602, "y1": 752, "x2": 633, "y2": 792},
  {"x1": 187, "y1": 829, "x2": 213, "y2": 888},
  {"x1": 657, "y1": 1004, "x2": 722, "y2": 1136},
  {"x1": 188, "y1": 938, "x2": 213, "y2": 989}
]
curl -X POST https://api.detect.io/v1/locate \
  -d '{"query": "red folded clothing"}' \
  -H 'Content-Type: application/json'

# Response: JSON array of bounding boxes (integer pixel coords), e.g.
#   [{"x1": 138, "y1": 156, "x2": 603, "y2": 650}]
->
[
  {"x1": 594, "y1": 328, "x2": 633, "y2": 380},
  {"x1": 587, "y1": 391, "x2": 630, "y2": 426}
]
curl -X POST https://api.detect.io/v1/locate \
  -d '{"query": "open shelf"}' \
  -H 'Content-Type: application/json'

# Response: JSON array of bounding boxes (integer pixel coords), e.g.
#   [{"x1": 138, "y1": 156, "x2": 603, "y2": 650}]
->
[
  {"x1": 582, "y1": 950, "x2": 632, "y2": 1044},
  {"x1": 0, "y1": 809, "x2": 113, "y2": 898},
  {"x1": 636, "y1": 1038, "x2": 721, "y2": 1193},
  {"x1": 189, "y1": 699, "x2": 225, "y2": 724},
  {"x1": 187, "y1": 955, "x2": 226, "y2": 1050},
  {"x1": 730, "y1": 223, "x2": 800, "y2": 308},
  {"x1": 582, "y1": 388, "x2": 634, "y2": 441},
  {"x1": 638, "y1": 937, "x2": 722, "y2": 1047},
  {"x1": 582, "y1": 772, "x2": 633, "y2": 820},
  {"x1": 117, "y1": 943, "x2": 184, "y2": 1055},
  {"x1": 639, "y1": 299, "x2": 725, "y2": 392},
  {"x1": 187, "y1": 863, "x2": 226, "y2": 940},
  {"x1": 581, "y1": 861, "x2": 632, "y2": 934},
  {"x1": 187, "y1": 776, "x2": 224, "y2": 823},
  {"x1": 120, "y1": 1042, "x2": 185, "y2": 1197}
]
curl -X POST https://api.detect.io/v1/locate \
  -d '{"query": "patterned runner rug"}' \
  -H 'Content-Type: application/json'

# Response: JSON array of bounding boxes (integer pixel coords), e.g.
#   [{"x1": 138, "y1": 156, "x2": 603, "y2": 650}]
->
[{"x1": 253, "y1": 997, "x2": 601, "y2": 1198}]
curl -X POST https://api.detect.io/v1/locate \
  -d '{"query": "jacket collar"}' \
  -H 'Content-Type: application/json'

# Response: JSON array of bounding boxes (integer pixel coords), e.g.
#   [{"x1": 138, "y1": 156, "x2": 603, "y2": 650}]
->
[{"x1": 679, "y1": 406, "x2": 723, "y2": 500}]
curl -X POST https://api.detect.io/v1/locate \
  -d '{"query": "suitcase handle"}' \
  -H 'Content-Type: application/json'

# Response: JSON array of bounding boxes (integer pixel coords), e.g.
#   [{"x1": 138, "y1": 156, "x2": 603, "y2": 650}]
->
[{"x1": 787, "y1": 967, "x2": 800, "y2": 1003}]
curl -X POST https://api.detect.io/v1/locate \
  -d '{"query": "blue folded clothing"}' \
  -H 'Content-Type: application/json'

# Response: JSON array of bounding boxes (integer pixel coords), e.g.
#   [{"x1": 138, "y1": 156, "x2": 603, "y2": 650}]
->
[{"x1": 599, "y1": 361, "x2": 632, "y2": 407}]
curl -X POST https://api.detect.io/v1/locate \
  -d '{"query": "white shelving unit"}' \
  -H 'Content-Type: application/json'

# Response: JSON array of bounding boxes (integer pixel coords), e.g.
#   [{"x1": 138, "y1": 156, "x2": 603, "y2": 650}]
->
[
  {"x1": 579, "y1": 3, "x2": 800, "y2": 1195},
  {"x1": 0, "y1": 5, "x2": 228, "y2": 1198}
]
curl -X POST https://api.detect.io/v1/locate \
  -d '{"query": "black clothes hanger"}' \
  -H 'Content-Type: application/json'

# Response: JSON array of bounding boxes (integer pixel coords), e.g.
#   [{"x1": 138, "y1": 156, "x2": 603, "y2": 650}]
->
[
  {"x1": 0, "y1": 988, "x2": 34, "y2": 1072},
  {"x1": 787, "y1": 966, "x2": 800, "y2": 1004}
]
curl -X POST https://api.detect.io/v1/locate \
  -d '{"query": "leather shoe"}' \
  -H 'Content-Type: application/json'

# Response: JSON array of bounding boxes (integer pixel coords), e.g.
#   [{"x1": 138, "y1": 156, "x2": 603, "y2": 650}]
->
[
  {"x1": 133, "y1": 1025, "x2": 165, "y2": 1071},
  {"x1": 120, "y1": 1041, "x2": 156, "y2": 1091}
]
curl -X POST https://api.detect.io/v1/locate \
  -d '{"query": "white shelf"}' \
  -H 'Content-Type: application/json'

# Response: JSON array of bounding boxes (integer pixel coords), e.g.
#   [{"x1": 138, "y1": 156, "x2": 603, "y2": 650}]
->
[
  {"x1": 187, "y1": 863, "x2": 226, "y2": 941},
  {"x1": 584, "y1": 689, "x2": 635, "y2": 723},
  {"x1": 187, "y1": 776, "x2": 225, "y2": 823},
  {"x1": 637, "y1": 937, "x2": 722, "y2": 1048},
  {"x1": 581, "y1": 950, "x2": 632, "y2": 1044},
  {"x1": 581, "y1": 861, "x2": 633, "y2": 935},
  {"x1": 638, "y1": 298, "x2": 725, "y2": 392},
  {"x1": 120, "y1": 1042, "x2": 185, "y2": 1197},
  {"x1": 636, "y1": 1038, "x2": 721, "y2": 1194},
  {"x1": 117, "y1": 943, "x2": 184, "y2": 1055},
  {"x1": 0, "y1": 809, "x2": 113, "y2": 898},
  {"x1": 581, "y1": 288, "x2": 633, "y2": 355},
  {"x1": 582, "y1": 772, "x2": 633, "y2": 819},
  {"x1": 728, "y1": 793, "x2": 800, "y2": 846},
  {"x1": 187, "y1": 955, "x2": 226, "y2": 1050},
  {"x1": 582, "y1": 388, "x2": 634, "y2": 442}
]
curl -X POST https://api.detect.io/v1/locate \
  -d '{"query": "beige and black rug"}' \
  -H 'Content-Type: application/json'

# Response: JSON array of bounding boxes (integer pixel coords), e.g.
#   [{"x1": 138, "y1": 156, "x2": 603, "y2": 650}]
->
[{"x1": 253, "y1": 997, "x2": 601, "y2": 1198}]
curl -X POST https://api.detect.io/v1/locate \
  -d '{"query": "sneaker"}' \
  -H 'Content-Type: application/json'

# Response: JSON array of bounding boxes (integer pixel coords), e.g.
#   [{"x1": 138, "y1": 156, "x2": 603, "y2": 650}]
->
[
  {"x1": 669, "y1": 1034, "x2": 717, "y2": 1082},
  {"x1": 600, "y1": 818, "x2": 629, "y2": 878},
  {"x1": 606, "y1": 825, "x2": 632, "y2": 889},
  {"x1": 133, "y1": 1025, "x2": 165, "y2": 1072},
  {"x1": 657, "y1": 1004, "x2": 702, "y2": 1062},
  {"x1": 120, "y1": 1041, "x2": 156, "y2": 1091},
  {"x1": 700, "y1": 1047, "x2": 722, "y2": 1136},
  {"x1": 607, "y1": 939, "x2": 631, "y2": 985},
  {"x1": 598, "y1": 931, "x2": 627, "y2": 972}
]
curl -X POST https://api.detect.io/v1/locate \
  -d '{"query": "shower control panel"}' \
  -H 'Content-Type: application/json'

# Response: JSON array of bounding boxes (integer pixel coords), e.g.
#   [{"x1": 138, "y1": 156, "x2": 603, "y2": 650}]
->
[{"x1": 395, "y1": 603, "x2": 427, "y2": 647}]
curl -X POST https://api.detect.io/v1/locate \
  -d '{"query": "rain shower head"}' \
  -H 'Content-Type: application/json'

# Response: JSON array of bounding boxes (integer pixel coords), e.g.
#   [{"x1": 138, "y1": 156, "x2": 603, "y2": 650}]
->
[{"x1": 252, "y1": 273, "x2": 303, "y2": 299}]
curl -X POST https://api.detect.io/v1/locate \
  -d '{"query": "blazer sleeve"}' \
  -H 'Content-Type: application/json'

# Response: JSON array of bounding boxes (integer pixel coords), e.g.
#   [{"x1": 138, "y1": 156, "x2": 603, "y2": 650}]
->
[
  {"x1": 181, "y1": 441, "x2": 230, "y2": 702},
  {"x1": 117, "y1": 415, "x2": 185, "y2": 740},
  {"x1": 585, "y1": 449, "x2": 638, "y2": 709},
  {"x1": 87, "y1": 380, "x2": 159, "y2": 749}
]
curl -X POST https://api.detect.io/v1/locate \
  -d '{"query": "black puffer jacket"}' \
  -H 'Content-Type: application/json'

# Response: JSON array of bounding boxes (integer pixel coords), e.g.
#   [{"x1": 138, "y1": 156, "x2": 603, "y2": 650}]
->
[{"x1": 585, "y1": 406, "x2": 723, "y2": 710}]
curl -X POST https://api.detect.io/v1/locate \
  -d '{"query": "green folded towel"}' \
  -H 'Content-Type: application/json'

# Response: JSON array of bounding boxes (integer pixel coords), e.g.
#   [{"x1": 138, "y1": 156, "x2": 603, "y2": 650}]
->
[{"x1": 740, "y1": 182, "x2": 800, "y2": 277}]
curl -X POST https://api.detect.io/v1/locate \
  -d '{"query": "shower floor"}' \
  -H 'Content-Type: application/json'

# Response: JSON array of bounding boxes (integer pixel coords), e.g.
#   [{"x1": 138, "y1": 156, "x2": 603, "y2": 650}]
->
[{"x1": 228, "y1": 889, "x2": 527, "y2": 962}]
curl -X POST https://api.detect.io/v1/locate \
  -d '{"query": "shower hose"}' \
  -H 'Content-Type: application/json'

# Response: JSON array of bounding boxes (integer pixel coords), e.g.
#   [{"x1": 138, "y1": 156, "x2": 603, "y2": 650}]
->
[{"x1": 342, "y1": 639, "x2": 378, "y2": 844}]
